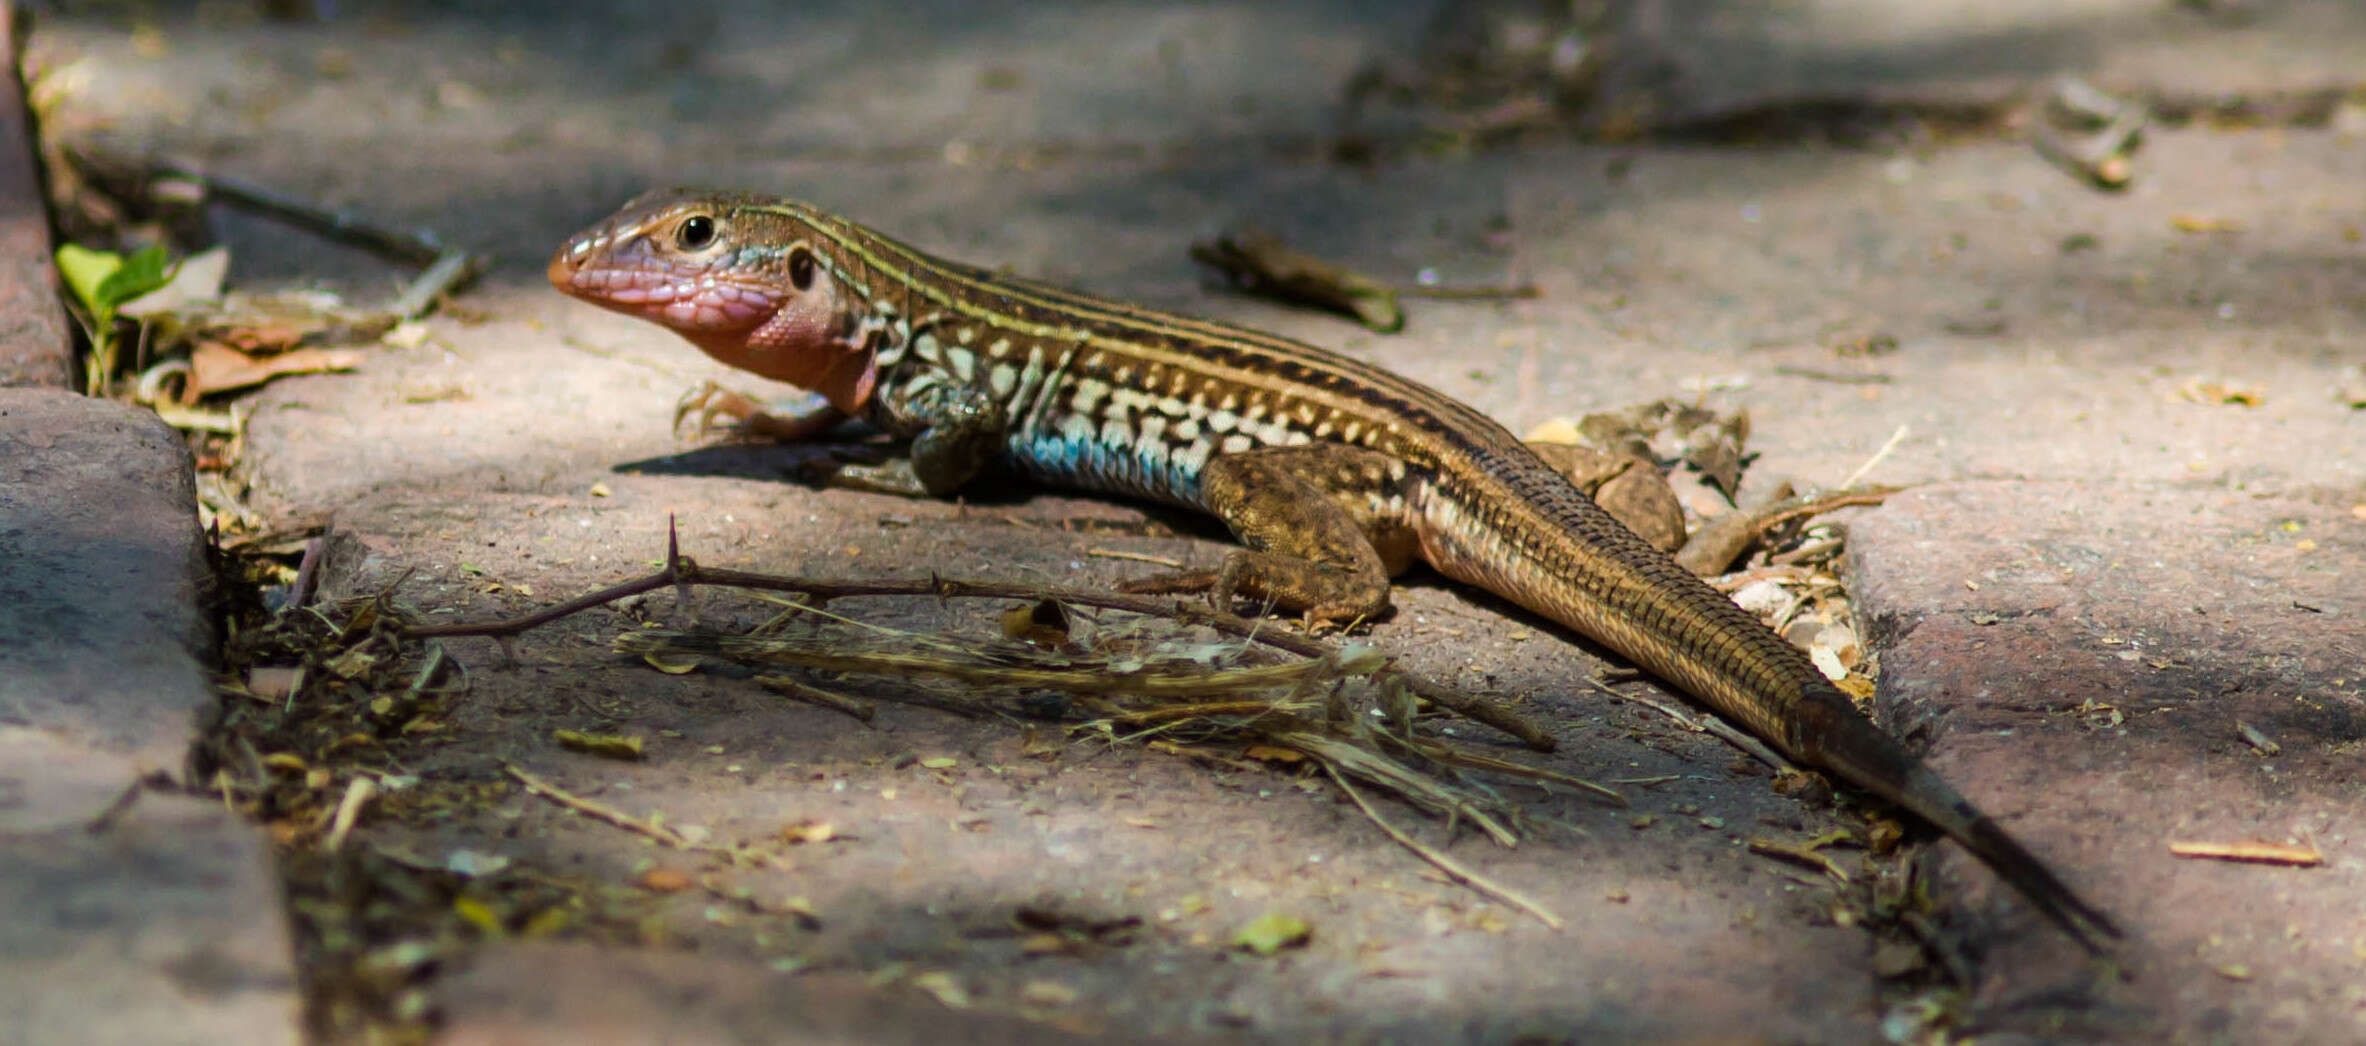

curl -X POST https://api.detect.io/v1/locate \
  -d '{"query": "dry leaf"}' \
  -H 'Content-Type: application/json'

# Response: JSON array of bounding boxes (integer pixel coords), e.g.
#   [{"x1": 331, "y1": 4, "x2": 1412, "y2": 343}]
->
[
  {"x1": 1018, "y1": 980, "x2": 1079, "y2": 1007},
  {"x1": 908, "y1": 971, "x2": 972, "y2": 1010},
  {"x1": 1232, "y1": 912, "x2": 1312, "y2": 955},
  {"x1": 2237, "y1": 722, "x2": 2280, "y2": 756},
  {"x1": 999, "y1": 599, "x2": 1072, "y2": 647},
  {"x1": 2176, "y1": 379, "x2": 2262, "y2": 407},
  {"x1": 1020, "y1": 932, "x2": 1074, "y2": 956},
  {"x1": 1524, "y1": 418, "x2": 1583, "y2": 444},
  {"x1": 782, "y1": 819, "x2": 837, "y2": 844},
  {"x1": 554, "y1": 730, "x2": 644, "y2": 760},
  {"x1": 2170, "y1": 215, "x2": 2244, "y2": 233},
  {"x1": 642, "y1": 652, "x2": 701, "y2": 675},
  {"x1": 189, "y1": 341, "x2": 365, "y2": 396},
  {"x1": 452, "y1": 896, "x2": 504, "y2": 935},
  {"x1": 381, "y1": 321, "x2": 431, "y2": 349}
]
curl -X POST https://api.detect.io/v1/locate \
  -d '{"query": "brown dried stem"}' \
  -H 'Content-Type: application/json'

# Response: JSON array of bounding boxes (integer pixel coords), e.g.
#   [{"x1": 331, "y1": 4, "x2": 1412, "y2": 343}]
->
[{"x1": 403, "y1": 527, "x2": 1556, "y2": 751}]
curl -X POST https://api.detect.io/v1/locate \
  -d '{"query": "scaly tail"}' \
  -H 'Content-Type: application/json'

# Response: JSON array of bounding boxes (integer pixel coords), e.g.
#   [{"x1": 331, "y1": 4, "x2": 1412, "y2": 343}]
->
[{"x1": 1791, "y1": 684, "x2": 2121, "y2": 949}]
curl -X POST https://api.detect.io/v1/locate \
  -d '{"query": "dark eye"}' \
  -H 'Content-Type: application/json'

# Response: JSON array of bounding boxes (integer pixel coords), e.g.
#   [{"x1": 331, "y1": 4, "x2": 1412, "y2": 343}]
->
[
  {"x1": 675, "y1": 215, "x2": 717, "y2": 250},
  {"x1": 788, "y1": 247, "x2": 816, "y2": 291}
]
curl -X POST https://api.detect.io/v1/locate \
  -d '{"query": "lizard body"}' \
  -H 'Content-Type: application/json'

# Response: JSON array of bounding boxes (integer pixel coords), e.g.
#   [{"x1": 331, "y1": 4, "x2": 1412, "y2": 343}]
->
[{"x1": 550, "y1": 188, "x2": 2116, "y2": 946}]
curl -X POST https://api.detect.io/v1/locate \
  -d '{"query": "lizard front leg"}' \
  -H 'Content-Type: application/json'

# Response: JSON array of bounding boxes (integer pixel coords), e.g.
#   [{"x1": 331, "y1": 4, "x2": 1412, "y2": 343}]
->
[
  {"x1": 674, "y1": 312, "x2": 900, "y2": 442},
  {"x1": 822, "y1": 381, "x2": 1009, "y2": 497},
  {"x1": 1121, "y1": 444, "x2": 1420, "y2": 628},
  {"x1": 676, "y1": 384, "x2": 846, "y2": 442}
]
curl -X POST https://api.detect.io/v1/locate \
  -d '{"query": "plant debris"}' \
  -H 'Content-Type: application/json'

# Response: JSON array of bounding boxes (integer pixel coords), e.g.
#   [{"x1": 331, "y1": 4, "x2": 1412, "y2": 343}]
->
[
  {"x1": 553, "y1": 729, "x2": 646, "y2": 761},
  {"x1": 2031, "y1": 77, "x2": 2147, "y2": 189},
  {"x1": 1193, "y1": 227, "x2": 1407, "y2": 331},
  {"x1": 2167, "y1": 839, "x2": 2323, "y2": 867},
  {"x1": 1231, "y1": 912, "x2": 1314, "y2": 955},
  {"x1": 1191, "y1": 227, "x2": 1536, "y2": 332}
]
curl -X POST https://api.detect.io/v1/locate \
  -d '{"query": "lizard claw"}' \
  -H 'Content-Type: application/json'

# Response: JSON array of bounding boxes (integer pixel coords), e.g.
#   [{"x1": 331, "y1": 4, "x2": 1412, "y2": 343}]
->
[
  {"x1": 675, "y1": 384, "x2": 845, "y2": 442},
  {"x1": 674, "y1": 382, "x2": 767, "y2": 437}
]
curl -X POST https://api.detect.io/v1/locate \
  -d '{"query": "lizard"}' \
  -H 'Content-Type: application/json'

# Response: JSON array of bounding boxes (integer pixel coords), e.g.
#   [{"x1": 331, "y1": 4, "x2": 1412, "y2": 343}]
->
[{"x1": 548, "y1": 187, "x2": 2119, "y2": 948}]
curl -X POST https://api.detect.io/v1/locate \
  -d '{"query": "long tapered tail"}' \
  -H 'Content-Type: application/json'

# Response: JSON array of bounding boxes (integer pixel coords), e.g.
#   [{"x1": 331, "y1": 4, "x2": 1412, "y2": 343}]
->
[{"x1": 1791, "y1": 685, "x2": 2121, "y2": 949}]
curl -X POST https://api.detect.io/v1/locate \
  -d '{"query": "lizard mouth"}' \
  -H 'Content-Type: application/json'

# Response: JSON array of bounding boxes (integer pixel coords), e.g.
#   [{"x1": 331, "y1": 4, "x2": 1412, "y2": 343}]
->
[{"x1": 548, "y1": 234, "x2": 781, "y2": 334}]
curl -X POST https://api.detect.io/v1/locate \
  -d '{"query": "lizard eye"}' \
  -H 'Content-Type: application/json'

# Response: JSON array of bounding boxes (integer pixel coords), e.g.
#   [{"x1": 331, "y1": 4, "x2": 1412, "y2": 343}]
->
[
  {"x1": 675, "y1": 215, "x2": 717, "y2": 250},
  {"x1": 788, "y1": 247, "x2": 816, "y2": 291}
]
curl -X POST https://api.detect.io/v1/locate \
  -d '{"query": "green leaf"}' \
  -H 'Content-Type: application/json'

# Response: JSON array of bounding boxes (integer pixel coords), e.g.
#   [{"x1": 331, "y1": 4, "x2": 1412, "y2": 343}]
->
[
  {"x1": 1230, "y1": 912, "x2": 1312, "y2": 955},
  {"x1": 96, "y1": 244, "x2": 175, "y2": 309},
  {"x1": 120, "y1": 246, "x2": 229, "y2": 317},
  {"x1": 54, "y1": 244, "x2": 123, "y2": 317}
]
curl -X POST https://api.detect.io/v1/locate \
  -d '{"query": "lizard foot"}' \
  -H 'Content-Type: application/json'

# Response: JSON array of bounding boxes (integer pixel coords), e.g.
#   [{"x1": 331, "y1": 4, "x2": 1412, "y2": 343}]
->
[
  {"x1": 675, "y1": 382, "x2": 843, "y2": 442},
  {"x1": 1118, "y1": 556, "x2": 1377, "y2": 633}
]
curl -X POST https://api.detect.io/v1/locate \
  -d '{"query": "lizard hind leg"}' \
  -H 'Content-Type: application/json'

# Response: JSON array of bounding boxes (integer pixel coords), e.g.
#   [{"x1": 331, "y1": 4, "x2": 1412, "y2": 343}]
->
[{"x1": 1119, "y1": 444, "x2": 1419, "y2": 629}]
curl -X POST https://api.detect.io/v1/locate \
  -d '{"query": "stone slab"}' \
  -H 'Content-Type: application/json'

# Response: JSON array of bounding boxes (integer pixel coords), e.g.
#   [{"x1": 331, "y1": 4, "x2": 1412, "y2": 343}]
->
[
  {"x1": 438, "y1": 942, "x2": 1159, "y2": 1046},
  {"x1": 1, "y1": 0, "x2": 72, "y2": 389},
  {"x1": 0, "y1": 785, "x2": 301, "y2": 1046},
  {"x1": 0, "y1": 387, "x2": 212, "y2": 775},
  {"x1": 1605, "y1": 0, "x2": 2366, "y2": 127},
  {"x1": 1847, "y1": 481, "x2": 2366, "y2": 1043}
]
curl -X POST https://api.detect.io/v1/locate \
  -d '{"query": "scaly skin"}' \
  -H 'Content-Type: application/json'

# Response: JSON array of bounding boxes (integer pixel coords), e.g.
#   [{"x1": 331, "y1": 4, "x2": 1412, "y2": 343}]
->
[{"x1": 550, "y1": 188, "x2": 2119, "y2": 948}]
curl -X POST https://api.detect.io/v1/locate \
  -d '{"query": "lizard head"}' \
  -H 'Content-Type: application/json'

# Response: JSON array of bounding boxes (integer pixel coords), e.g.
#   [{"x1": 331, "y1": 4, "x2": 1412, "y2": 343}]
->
[{"x1": 549, "y1": 188, "x2": 878, "y2": 413}]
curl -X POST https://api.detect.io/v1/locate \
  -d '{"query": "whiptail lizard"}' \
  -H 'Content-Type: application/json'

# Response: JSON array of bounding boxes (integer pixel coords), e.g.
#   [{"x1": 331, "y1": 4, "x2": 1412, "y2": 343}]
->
[{"x1": 549, "y1": 188, "x2": 2118, "y2": 947}]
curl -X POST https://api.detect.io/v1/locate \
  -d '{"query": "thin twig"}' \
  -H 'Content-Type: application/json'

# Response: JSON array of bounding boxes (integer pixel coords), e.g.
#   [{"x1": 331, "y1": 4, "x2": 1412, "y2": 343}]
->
[
  {"x1": 1589, "y1": 679, "x2": 1792, "y2": 772},
  {"x1": 406, "y1": 549, "x2": 1557, "y2": 752},
  {"x1": 1398, "y1": 282, "x2": 1540, "y2": 301},
  {"x1": 1751, "y1": 489, "x2": 1899, "y2": 536},
  {"x1": 1107, "y1": 700, "x2": 1308, "y2": 725},
  {"x1": 1772, "y1": 365, "x2": 1892, "y2": 386},
  {"x1": 84, "y1": 777, "x2": 151, "y2": 834},
  {"x1": 288, "y1": 531, "x2": 329, "y2": 612},
  {"x1": 1839, "y1": 426, "x2": 1910, "y2": 491},
  {"x1": 322, "y1": 775, "x2": 377, "y2": 852},
  {"x1": 390, "y1": 250, "x2": 484, "y2": 319},
  {"x1": 1705, "y1": 565, "x2": 1822, "y2": 592},
  {"x1": 402, "y1": 642, "x2": 450, "y2": 702},
  {"x1": 1898, "y1": 909, "x2": 1976, "y2": 988},
  {"x1": 756, "y1": 674, "x2": 877, "y2": 724},
  {"x1": 1395, "y1": 739, "x2": 1624, "y2": 806},
  {"x1": 1324, "y1": 763, "x2": 1563, "y2": 930},
  {"x1": 1286, "y1": 731, "x2": 1518, "y2": 846},
  {"x1": 686, "y1": 630, "x2": 1371, "y2": 698},
  {"x1": 504, "y1": 763, "x2": 716, "y2": 852},
  {"x1": 1084, "y1": 547, "x2": 1186, "y2": 568},
  {"x1": 1747, "y1": 837, "x2": 1852, "y2": 883}
]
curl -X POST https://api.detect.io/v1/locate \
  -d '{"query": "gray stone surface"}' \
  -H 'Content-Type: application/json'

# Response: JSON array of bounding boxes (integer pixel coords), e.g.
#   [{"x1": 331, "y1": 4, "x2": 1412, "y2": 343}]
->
[
  {"x1": 0, "y1": 390, "x2": 301, "y2": 1046},
  {"x1": 0, "y1": 388, "x2": 212, "y2": 775},
  {"x1": 1, "y1": 2, "x2": 72, "y2": 389},
  {"x1": 438, "y1": 942, "x2": 1154, "y2": 1046},
  {"x1": 0, "y1": 780, "x2": 301, "y2": 1046},
  {"x1": 0, "y1": 70, "x2": 299, "y2": 1039},
  {"x1": 1848, "y1": 482, "x2": 2366, "y2": 1042},
  {"x1": 1605, "y1": 0, "x2": 2366, "y2": 124}
]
